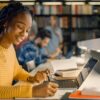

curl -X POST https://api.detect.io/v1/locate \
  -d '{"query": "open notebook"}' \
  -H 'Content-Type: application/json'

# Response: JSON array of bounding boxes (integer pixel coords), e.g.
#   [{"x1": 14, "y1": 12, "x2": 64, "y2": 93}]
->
[{"x1": 50, "y1": 58, "x2": 77, "y2": 74}]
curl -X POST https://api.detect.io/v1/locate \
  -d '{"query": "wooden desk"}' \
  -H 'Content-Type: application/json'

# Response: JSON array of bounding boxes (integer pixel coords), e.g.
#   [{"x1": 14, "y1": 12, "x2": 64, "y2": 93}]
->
[{"x1": 15, "y1": 88, "x2": 76, "y2": 100}]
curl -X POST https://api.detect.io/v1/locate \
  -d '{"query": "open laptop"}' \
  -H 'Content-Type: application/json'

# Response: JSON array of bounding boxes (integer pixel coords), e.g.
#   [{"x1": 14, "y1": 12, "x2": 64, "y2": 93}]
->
[
  {"x1": 69, "y1": 56, "x2": 99, "y2": 100},
  {"x1": 80, "y1": 57, "x2": 98, "y2": 82}
]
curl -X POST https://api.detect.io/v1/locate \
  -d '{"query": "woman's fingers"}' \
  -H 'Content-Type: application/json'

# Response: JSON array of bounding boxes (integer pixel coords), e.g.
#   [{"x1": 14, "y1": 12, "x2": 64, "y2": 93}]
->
[
  {"x1": 35, "y1": 71, "x2": 48, "y2": 83},
  {"x1": 32, "y1": 82, "x2": 59, "y2": 97},
  {"x1": 47, "y1": 82, "x2": 58, "y2": 96},
  {"x1": 47, "y1": 89, "x2": 55, "y2": 96},
  {"x1": 49, "y1": 82, "x2": 59, "y2": 88}
]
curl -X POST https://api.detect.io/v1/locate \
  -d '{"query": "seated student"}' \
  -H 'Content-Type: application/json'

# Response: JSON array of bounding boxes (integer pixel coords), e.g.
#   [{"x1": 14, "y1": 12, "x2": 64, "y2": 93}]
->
[
  {"x1": 40, "y1": 16, "x2": 63, "y2": 59},
  {"x1": 0, "y1": 2, "x2": 58, "y2": 98},
  {"x1": 17, "y1": 29, "x2": 52, "y2": 72}
]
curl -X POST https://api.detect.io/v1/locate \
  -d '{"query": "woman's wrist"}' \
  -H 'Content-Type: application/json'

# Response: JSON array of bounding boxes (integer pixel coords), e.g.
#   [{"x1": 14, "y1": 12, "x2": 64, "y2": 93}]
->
[{"x1": 27, "y1": 76, "x2": 38, "y2": 83}]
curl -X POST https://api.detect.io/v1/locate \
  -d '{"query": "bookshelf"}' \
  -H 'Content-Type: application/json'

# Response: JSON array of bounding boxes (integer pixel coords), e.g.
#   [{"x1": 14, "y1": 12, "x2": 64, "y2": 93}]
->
[
  {"x1": 30, "y1": 3, "x2": 100, "y2": 55},
  {"x1": 1, "y1": 1, "x2": 99, "y2": 55}
]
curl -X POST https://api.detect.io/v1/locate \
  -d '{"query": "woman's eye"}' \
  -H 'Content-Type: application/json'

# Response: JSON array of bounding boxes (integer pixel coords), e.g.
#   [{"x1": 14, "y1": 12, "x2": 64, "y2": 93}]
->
[
  {"x1": 17, "y1": 24, "x2": 24, "y2": 30},
  {"x1": 26, "y1": 29, "x2": 31, "y2": 33}
]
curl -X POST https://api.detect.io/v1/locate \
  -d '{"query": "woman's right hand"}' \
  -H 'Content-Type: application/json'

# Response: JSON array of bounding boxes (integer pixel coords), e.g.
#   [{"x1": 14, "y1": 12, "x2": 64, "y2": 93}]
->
[{"x1": 32, "y1": 82, "x2": 59, "y2": 97}]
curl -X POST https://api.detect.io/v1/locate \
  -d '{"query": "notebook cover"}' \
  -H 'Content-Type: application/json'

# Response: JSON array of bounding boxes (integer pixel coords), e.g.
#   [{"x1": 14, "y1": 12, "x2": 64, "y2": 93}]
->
[{"x1": 69, "y1": 90, "x2": 100, "y2": 99}]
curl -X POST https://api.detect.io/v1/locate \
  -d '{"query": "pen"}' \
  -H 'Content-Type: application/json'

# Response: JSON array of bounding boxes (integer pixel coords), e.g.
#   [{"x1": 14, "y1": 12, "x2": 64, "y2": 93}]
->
[
  {"x1": 48, "y1": 75, "x2": 51, "y2": 82},
  {"x1": 45, "y1": 69, "x2": 51, "y2": 82}
]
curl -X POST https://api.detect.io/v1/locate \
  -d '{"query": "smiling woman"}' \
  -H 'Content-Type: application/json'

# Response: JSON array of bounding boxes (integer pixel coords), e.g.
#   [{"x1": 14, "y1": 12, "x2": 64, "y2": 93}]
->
[
  {"x1": 0, "y1": 2, "x2": 32, "y2": 46},
  {"x1": 0, "y1": 1, "x2": 58, "y2": 99}
]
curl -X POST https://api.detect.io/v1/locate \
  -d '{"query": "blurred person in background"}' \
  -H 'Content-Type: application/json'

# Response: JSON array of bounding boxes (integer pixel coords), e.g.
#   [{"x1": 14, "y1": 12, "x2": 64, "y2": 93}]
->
[
  {"x1": 41, "y1": 16, "x2": 64, "y2": 59},
  {"x1": 17, "y1": 29, "x2": 52, "y2": 72}
]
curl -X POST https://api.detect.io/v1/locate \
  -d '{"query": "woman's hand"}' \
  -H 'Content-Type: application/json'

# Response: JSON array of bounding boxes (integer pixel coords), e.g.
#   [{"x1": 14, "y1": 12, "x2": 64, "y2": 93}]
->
[
  {"x1": 32, "y1": 82, "x2": 59, "y2": 97},
  {"x1": 30, "y1": 62, "x2": 54, "y2": 75},
  {"x1": 27, "y1": 70, "x2": 49, "y2": 84},
  {"x1": 33, "y1": 70, "x2": 49, "y2": 83}
]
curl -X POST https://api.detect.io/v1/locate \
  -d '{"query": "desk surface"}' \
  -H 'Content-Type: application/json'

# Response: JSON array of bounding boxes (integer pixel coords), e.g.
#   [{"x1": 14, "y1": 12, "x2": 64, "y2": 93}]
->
[
  {"x1": 78, "y1": 38, "x2": 100, "y2": 51},
  {"x1": 15, "y1": 88, "x2": 76, "y2": 100},
  {"x1": 15, "y1": 57, "x2": 89, "y2": 100}
]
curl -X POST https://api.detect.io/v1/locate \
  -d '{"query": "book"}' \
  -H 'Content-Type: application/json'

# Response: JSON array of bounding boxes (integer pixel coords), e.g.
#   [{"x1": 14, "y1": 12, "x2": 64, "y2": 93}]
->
[
  {"x1": 69, "y1": 90, "x2": 100, "y2": 99},
  {"x1": 50, "y1": 58, "x2": 77, "y2": 73},
  {"x1": 43, "y1": 5, "x2": 50, "y2": 15},
  {"x1": 60, "y1": 17, "x2": 69, "y2": 28},
  {"x1": 82, "y1": 87, "x2": 100, "y2": 96}
]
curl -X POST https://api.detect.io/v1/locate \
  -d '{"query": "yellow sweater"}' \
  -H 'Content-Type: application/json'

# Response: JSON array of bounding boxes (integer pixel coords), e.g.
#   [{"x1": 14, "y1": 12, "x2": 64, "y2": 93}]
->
[{"x1": 0, "y1": 44, "x2": 33, "y2": 98}]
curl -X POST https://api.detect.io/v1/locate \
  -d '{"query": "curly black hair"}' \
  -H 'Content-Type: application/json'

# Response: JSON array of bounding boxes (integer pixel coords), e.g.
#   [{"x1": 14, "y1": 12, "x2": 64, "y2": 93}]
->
[
  {"x1": 0, "y1": 1, "x2": 33, "y2": 34},
  {"x1": 36, "y1": 29, "x2": 52, "y2": 40}
]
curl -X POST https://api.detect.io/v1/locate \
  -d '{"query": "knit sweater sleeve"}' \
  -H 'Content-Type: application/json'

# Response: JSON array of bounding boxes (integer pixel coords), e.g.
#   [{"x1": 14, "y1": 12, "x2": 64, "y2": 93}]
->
[
  {"x1": 0, "y1": 85, "x2": 32, "y2": 98},
  {"x1": 0, "y1": 45, "x2": 33, "y2": 98},
  {"x1": 13, "y1": 48, "x2": 32, "y2": 81},
  {"x1": 14, "y1": 58, "x2": 31, "y2": 81}
]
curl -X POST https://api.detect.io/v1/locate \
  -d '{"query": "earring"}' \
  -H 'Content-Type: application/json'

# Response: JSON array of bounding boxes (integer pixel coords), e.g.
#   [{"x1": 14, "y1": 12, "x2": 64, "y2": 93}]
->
[{"x1": 4, "y1": 26, "x2": 7, "y2": 33}]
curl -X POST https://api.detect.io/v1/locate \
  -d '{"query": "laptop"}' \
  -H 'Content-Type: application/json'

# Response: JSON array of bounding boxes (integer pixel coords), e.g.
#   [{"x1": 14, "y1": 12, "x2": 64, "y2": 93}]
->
[{"x1": 81, "y1": 57, "x2": 98, "y2": 81}]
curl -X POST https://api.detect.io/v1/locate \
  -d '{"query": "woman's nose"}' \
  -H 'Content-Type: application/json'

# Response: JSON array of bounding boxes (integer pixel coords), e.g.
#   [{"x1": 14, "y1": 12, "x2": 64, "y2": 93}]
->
[{"x1": 20, "y1": 31, "x2": 28, "y2": 41}]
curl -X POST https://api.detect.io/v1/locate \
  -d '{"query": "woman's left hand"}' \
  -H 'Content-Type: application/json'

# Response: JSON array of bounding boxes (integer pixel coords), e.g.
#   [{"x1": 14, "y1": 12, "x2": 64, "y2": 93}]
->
[
  {"x1": 27, "y1": 70, "x2": 49, "y2": 84},
  {"x1": 33, "y1": 70, "x2": 49, "y2": 83}
]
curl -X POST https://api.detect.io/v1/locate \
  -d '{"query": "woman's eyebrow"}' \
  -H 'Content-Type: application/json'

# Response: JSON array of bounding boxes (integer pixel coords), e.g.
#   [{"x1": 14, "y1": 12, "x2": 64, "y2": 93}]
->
[
  {"x1": 17, "y1": 21, "x2": 26, "y2": 26},
  {"x1": 16, "y1": 21, "x2": 32, "y2": 29}
]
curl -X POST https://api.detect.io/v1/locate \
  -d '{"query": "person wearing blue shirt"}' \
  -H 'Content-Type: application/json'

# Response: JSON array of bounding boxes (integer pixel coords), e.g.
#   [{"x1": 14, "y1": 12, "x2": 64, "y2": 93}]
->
[
  {"x1": 40, "y1": 16, "x2": 63, "y2": 59},
  {"x1": 17, "y1": 29, "x2": 51, "y2": 72}
]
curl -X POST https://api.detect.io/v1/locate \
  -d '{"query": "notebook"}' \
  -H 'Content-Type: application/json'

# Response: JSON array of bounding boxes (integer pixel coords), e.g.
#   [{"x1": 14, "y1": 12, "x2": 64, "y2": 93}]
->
[
  {"x1": 50, "y1": 58, "x2": 77, "y2": 73},
  {"x1": 69, "y1": 90, "x2": 100, "y2": 100},
  {"x1": 82, "y1": 87, "x2": 100, "y2": 96}
]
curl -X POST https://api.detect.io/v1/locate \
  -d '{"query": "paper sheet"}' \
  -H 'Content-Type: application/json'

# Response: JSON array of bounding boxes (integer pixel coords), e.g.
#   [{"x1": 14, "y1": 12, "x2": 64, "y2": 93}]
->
[{"x1": 50, "y1": 58, "x2": 77, "y2": 73}]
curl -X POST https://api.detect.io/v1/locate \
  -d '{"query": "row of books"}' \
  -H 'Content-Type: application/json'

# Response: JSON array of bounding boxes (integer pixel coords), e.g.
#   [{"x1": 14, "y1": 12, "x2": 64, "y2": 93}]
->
[
  {"x1": 34, "y1": 16, "x2": 99, "y2": 28},
  {"x1": 62, "y1": 29, "x2": 97, "y2": 42},
  {"x1": 34, "y1": 17, "x2": 69, "y2": 28},
  {"x1": 32, "y1": 5, "x2": 100, "y2": 15},
  {"x1": 63, "y1": 30, "x2": 96, "y2": 41},
  {"x1": 63, "y1": 0, "x2": 99, "y2": 1},
  {"x1": 72, "y1": 17, "x2": 99, "y2": 28},
  {"x1": 33, "y1": 5, "x2": 71, "y2": 15},
  {"x1": 63, "y1": 0, "x2": 100, "y2": 1}
]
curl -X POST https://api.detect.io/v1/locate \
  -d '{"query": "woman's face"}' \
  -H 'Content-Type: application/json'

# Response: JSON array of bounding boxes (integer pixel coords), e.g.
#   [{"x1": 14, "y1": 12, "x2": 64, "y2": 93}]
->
[{"x1": 5, "y1": 12, "x2": 32, "y2": 45}]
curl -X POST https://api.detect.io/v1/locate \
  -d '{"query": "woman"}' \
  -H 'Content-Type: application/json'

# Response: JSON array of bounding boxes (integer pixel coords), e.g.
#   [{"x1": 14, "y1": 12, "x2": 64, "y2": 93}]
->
[{"x1": 0, "y1": 2, "x2": 58, "y2": 98}]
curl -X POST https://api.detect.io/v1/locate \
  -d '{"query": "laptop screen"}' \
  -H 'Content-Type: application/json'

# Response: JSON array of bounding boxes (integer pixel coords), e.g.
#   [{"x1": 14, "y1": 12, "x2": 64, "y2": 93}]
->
[
  {"x1": 81, "y1": 57, "x2": 98, "y2": 81},
  {"x1": 84, "y1": 57, "x2": 98, "y2": 70}
]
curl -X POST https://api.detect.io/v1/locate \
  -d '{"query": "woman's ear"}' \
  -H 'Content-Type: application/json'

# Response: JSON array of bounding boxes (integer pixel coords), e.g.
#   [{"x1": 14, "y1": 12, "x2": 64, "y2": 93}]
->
[
  {"x1": 4, "y1": 22, "x2": 11, "y2": 33},
  {"x1": 4, "y1": 22, "x2": 8, "y2": 27},
  {"x1": 3, "y1": 23, "x2": 8, "y2": 33}
]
